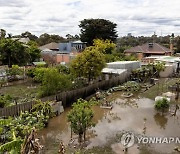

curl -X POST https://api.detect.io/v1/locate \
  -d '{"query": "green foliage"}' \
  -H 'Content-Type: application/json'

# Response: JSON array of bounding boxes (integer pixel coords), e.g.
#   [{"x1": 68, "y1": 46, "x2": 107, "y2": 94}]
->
[
  {"x1": 0, "y1": 78, "x2": 7, "y2": 88},
  {"x1": 122, "y1": 81, "x2": 140, "y2": 92},
  {"x1": 71, "y1": 47, "x2": 106, "y2": 82},
  {"x1": 105, "y1": 54, "x2": 120, "y2": 63},
  {"x1": 26, "y1": 67, "x2": 36, "y2": 78},
  {"x1": 155, "y1": 98, "x2": 170, "y2": 112},
  {"x1": 153, "y1": 62, "x2": 165, "y2": 77},
  {"x1": 37, "y1": 33, "x2": 66, "y2": 46},
  {"x1": 93, "y1": 39, "x2": 116, "y2": 54},
  {"x1": 132, "y1": 62, "x2": 165, "y2": 82},
  {"x1": 104, "y1": 52, "x2": 137, "y2": 63},
  {"x1": 79, "y1": 19, "x2": 118, "y2": 45},
  {"x1": 0, "y1": 38, "x2": 29, "y2": 66},
  {"x1": 0, "y1": 100, "x2": 53, "y2": 152},
  {"x1": 21, "y1": 31, "x2": 38, "y2": 41},
  {"x1": 67, "y1": 99, "x2": 95, "y2": 142},
  {"x1": 176, "y1": 37, "x2": 180, "y2": 53},
  {"x1": 7, "y1": 65, "x2": 23, "y2": 77},
  {"x1": 56, "y1": 64, "x2": 70, "y2": 74},
  {"x1": 31, "y1": 99, "x2": 54, "y2": 117},
  {"x1": 0, "y1": 29, "x2": 6, "y2": 39},
  {"x1": 40, "y1": 69, "x2": 72, "y2": 96},
  {"x1": 0, "y1": 38, "x2": 41, "y2": 66},
  {"x1": 0, "y1": 94, "x2": 13, "y2": 108},
  {"x1": 0, "y1": 131, "x2": 22, "y2": 154},
  {"x1": 33, "y1": 67, "x2": 49, "y2": 83},
  {"x1": 26, "y1": 41, "x2": 41, "y2": 62}
]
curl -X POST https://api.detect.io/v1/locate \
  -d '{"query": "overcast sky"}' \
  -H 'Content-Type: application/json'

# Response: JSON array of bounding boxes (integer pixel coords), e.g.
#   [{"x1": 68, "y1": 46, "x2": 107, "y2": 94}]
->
[{"x1": 0, "y1": 0, "x2": 180, "y2": 37}]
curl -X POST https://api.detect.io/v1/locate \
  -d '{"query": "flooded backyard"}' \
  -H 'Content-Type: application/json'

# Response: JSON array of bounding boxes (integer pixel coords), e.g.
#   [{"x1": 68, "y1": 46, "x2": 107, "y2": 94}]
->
[{"x1": 38, "y1": 91, "x2": 180, "y2": 154}]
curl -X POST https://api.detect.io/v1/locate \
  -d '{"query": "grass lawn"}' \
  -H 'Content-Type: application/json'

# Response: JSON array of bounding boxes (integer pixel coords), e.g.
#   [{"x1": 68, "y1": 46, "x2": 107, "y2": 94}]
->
[
  {"x1": 0, "y1": 79, "x2": 40, "y2": 101},
  {"x1": 141, "y1": 78, "x2": 179, "y2": 100}
]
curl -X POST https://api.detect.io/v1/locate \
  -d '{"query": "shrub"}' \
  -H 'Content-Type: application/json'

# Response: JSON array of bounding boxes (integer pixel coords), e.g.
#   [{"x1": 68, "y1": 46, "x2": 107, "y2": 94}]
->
[
  {"x1": 56, "y1": 64, "x2": 70, "y2": 74},
  {"x1": 0, "y1": 95, "x2": 13, "y2": 108},
  {"x1": 123, "y1": 81, "x2": 140, "y2": 92},
  {"x1": 26, "y1": 68, "x2": 36, "y2": 78},
  {"x1": 7, "y1": 65, "x2": 23, "y2": 81},
  {"x1": 155, "y1": 98, "x2": 169, "y2": 112},
  {"x1": 33, "y1": 67, "x2": 49, "y2": 83},
  {"x1": 67, "y1": 99, "x2": 95, "y2": 142},
  {"x1": 40, "y1": 69, "x2": 72, "y2": 96}
]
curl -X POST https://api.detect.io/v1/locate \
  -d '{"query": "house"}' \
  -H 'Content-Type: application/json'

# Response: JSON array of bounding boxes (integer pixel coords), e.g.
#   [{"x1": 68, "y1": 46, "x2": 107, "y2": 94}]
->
[
  {"x1": 39, "y1": 42, "x2": 59, "y2": 51},
  {"x1": 39, "y1": 40, "x2": 86, "y2": 64},
  {"x1": 59, "y1": 40, "x2": 86, "y2": 53},
  {"x1": 11, "y1": 37, "x2": 30, "y2": 44},
  {"x1": 124, "y1": 43, "x2": 172, "y2": 60},
  {"x1": 141, "y1": 56, "x2": 180, "y2": 77}
]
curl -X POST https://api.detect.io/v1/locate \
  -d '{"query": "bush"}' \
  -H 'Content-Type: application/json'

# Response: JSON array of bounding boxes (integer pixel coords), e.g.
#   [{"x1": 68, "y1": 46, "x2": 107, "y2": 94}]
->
[
  {"x1": 0, "y1": 95, "x2": 13, "y2": 108},
  {"x1": 40, "y1": 69, "x2": 72, "y2": 96},
  {"x1": 26, "y1": 68, "x2": 36, "y2": 78},
  {"x1": 33, "y1": 67, "x2": 49, "y2": 83},
  {"x1": 123, "y1": 81, "x2": 140, "y2": 92},
  {"x1": 56, "y1": 64, "x2": 70, "y2": 74},
  {"x1": 7, "y1": 65, "x2": 23, "y2": 81},
  {"x1": 155, "y1": 98, "x2": 169, "y2": 112}
]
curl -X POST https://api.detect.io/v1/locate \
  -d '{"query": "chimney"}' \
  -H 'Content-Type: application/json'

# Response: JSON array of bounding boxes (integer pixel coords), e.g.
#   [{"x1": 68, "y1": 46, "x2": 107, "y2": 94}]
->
[
  {"x1": 170, "y1": 33, "x2": 174, "y2": 55},
  {"x1": 148, "y1": 43, "x2": 153, "y2": 48}
]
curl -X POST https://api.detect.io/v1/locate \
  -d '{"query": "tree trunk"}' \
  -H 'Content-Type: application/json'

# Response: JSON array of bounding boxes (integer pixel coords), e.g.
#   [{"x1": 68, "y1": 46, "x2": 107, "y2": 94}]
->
[
  {"x1": 84, "y1": 129, "x2": 86, "y2": 142},
  {"x1": 78, "y1": 133, "x2": 83, "y2": 143}
]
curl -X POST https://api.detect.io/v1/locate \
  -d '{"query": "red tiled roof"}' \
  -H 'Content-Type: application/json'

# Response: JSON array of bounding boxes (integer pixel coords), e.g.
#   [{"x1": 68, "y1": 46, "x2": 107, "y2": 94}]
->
[{"x1": 124, "y1": 43, "x2": 172, "y2": 53}]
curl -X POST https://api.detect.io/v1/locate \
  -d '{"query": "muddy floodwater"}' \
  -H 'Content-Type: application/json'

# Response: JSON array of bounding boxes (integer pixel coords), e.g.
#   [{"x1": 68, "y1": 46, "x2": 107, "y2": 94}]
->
[{"x1": 38, "y1": 92, "x2": 180, "y2": 154}]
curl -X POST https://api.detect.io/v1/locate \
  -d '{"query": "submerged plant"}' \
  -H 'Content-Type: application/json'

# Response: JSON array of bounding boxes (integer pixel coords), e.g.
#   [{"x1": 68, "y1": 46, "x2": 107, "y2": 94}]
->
[{"x1": 155, "y1": 98, "x2": 169, "y2": 113}]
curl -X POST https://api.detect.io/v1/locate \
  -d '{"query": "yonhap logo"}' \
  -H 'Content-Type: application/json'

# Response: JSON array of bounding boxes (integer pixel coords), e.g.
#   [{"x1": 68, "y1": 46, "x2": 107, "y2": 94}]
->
[
  {"x1": 120, "y1": 132, "x2": 180, "y2": 147},
  {"x1": 120, "y1": 132, "x2": 135, "y2": 148}
]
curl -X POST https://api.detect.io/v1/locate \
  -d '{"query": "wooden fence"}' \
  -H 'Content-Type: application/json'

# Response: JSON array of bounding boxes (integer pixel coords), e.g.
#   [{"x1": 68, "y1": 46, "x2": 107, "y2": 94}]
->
[
  {"x1": 0, "y1": 74, "x2": 128, "y2": 117},
  {"x1": 0, "y1": 101, "x2": 36, "y2": 117}
]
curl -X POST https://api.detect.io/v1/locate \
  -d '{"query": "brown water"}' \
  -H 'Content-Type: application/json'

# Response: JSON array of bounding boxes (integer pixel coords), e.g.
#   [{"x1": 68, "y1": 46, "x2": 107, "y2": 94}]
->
[{"x1": 38, "y1": 92, "x2": 180, "y2": 154}]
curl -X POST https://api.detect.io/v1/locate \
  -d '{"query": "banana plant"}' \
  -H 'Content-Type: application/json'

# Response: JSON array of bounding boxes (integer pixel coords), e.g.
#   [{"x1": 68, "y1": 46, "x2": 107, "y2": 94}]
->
[{"x1": 0, "y1": 131, "x2": 23, "y2": 154}]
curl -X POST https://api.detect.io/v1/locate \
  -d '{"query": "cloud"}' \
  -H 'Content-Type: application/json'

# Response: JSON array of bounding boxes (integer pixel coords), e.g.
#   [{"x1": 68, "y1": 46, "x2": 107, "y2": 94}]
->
[
  {"x1": 0, "y1": 0, "x2": 27, "y2": 7},
  {"x1": 0, "y1": 0, "x2": 180, "y2": 37}
]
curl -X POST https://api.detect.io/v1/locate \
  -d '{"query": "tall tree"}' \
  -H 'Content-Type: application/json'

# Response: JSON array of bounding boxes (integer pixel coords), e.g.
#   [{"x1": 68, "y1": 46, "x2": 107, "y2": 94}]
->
[
  {"x1": 26, "y1": 41, "x2": 41, "y2": 62},
  {"x1": 70, "y1": 46, "x2": 106, "y2": 82},
  {"x1": 93, "y1": 39, "x2": 116, "y2": 54},
  {"x1": 21, "y1": 31, "x2": 38, "y2": 41},
  {"x1": 66, "y1": 34, "x2": 80, "y2": 41},
  {"x1": 0, "y1": 29, "x2": 6, "y2": 39},
  {"x1": 0, "y1": 39, "x2": 29, "y2": 67},
  {"x1": 79, "y1": 19, "x2": 118, "y2": 45},
  {"x1": 176, "y1": 37, "x2": 180, "y2": 53},
  {"x1": 37, "y1": 33, "x2": 66, "y2": 46}
]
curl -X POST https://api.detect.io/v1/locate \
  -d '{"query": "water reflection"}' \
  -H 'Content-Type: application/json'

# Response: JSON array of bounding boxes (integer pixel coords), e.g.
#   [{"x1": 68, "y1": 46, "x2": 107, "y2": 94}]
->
[
  {"x1": 38, "y1": 93, "x2": 180, "y2": 154},
  {"x1": 154, "y1": 113, "x2": 168, "y2": 130}
]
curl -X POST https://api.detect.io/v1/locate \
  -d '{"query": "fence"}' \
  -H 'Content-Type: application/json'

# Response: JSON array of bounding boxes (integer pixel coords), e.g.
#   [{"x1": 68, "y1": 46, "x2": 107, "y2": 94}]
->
[
  {"x1": 0, "y1": 74, "x2": 127, "y2": 117},
  {"x1": 0, "y1": 101, "x2": 36, "y2": 117}
]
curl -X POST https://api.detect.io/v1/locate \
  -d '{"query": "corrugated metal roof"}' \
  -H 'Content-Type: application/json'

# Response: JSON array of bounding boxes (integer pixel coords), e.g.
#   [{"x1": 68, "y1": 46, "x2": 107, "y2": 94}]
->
[
  {"x1": 72, "y1": 40, "x2": 86, "y2": 44},
  {"x1": 33, "y1": 62, "x2": 46, "y2": 65},
  {"x1": 107, "y1": 61, "x2": 138, "y2": 65},
  {"x1": 155, "y1": 56, "x2": 180, "y2": 63},
  {"x1": 102, "y1": 68, "x2": 127, "y2": 74}
]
